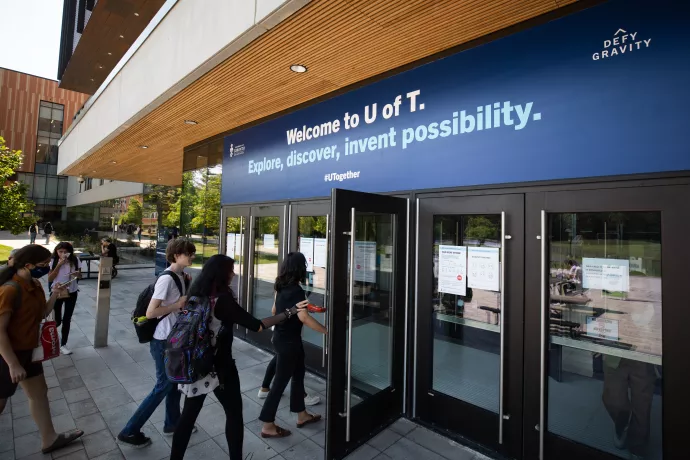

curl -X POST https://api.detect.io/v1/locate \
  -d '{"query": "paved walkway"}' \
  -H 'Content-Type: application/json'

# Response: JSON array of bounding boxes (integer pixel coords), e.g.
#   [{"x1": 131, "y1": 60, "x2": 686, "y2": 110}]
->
[{"x1": 0, "y1": 268, "x2": 487, "y2": 460}]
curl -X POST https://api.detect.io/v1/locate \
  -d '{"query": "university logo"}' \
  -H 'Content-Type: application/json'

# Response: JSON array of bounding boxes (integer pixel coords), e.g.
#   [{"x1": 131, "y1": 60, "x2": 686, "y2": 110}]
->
[
  {"x1": 592, "y1": 28, "x2": 651, "y2": 61},
  {"x1": 228, "y1": 143, "x2": 245, "y2": 158}
]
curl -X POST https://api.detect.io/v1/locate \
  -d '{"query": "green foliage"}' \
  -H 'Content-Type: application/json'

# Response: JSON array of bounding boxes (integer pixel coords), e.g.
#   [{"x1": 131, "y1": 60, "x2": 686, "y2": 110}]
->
[
  {"x1": 464, "y1": 216, "x2": 499, "y2": 243},
  {"x1": 0, "y1": 244, "x2": 13, "y2": 265},
  {"x1": 0, "y1": 137, "x2": 36, "y2": 234},
  {"x1": 123, "y1": 198, "x2": 143, "y2": 225}
]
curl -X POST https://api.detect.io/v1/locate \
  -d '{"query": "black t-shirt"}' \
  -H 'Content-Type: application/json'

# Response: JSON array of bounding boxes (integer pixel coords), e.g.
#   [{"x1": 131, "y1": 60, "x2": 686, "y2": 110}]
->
[
  {"x1": 212, "y1": 292, "x2": 263, "y2": 366},
  {"x1": 273, "y1": 284, "x2": 305, "y2": 342}
]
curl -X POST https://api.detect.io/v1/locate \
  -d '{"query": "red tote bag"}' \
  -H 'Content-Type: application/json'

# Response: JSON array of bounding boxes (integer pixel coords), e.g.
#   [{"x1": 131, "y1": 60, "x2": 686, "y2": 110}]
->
[{"x1": 32, "y1": 320, "x2": 60, "y2": 363}]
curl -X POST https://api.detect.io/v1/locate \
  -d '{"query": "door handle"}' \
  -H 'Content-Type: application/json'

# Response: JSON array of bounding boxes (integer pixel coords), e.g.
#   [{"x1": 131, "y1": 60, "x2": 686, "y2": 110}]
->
[
  {"x1": 539, "y1": 210, "x2": 546, "y2": 460},
  {"x1": 499, "y1": 211, "x2": 506, "y2": 444},
  {"x1": 345, "y1": 207, "x2": 356, "y2": 442},
  {"x1": 246, "y1": 215, "x2": 255, "y2": 314}
]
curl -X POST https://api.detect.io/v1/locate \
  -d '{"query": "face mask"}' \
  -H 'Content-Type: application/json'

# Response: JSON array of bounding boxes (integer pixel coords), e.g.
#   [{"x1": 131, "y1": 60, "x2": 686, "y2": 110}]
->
[{"x1": 30, "y1": 266, "x2": 50, "y2": 279}]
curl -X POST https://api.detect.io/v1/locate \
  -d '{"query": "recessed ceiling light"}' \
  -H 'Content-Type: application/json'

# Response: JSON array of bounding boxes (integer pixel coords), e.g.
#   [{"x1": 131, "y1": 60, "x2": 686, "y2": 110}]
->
[
  {"x1": 90, "y1": 78, "x2": 94, "y2": 81},
  {"x1": 119, "y1": 34, "x2": 124, "y2": 38},
  {"x1": 92, "y1": 170, "x2": 97, "y2": 173},
  {"x1": 290, "y1": 64, "x2": 307, "y2": 73},
  {"x1": 107, "y1": 52, "x2": 112, "y2": 56},
  {"x1": 157, "y1": 178, "x2": 162, "y2": 181},
  {"x1": 110, "y1": 160, "x2": 117, "y2": 164},
  {"x1": 98, "y1": 65, "x2": 103, "y2": 69},
  {"x1": 134, "y1": 12, "x2": 139, "y2": 16},
  {"x1": 139, "y1": 145, "x2": 149, "y2": 149},
  {"x1": 184, "y1": 120, "x2": 198, "y2": 125}
]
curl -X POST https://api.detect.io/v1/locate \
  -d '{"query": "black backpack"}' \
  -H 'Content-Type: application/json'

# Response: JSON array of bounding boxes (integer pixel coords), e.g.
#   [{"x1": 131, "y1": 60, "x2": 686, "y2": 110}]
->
[
  {"x1": 131, "y1": 270, "x2": 189, "y2": 343},
  {"x1": 44, "y1": 223, "x2": 53, "y2": 233}
]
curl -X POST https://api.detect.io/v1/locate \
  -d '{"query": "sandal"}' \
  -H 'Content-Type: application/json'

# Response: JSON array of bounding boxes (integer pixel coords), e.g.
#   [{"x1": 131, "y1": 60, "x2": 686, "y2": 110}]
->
[
  {"x1": 296, "y1": 413, "x2": 322, "y2": 428},
  {"x1": 42, "y1": 430, "x2": 84, "y2": 454},
  {"x1": 261, "y1": 426, "x2": 292, "y2": 438}
]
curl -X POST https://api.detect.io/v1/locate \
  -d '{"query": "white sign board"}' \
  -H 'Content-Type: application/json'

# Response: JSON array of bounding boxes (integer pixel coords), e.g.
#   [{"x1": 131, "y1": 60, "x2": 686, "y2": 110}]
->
[
  {"x1": 586, "y1": 316, "x2": 619, "y2": 341},
  {"x1": 379, "y1": 245, "x2": 393, "y2": 273},
  {"x1": 263, "y1": 234, "x2": 275, "y2": 249},
  {"x1": 438, "y1": 245, "x2": 467, "y2": 296},
  {"x1": 467, "y1": 247, "x2": 500, "y2": 292},
  {"x1": 582, "y1": 258, "x2": 630, "y2": 292},
  {"x1": 348, "y1": 241, "x2": 377, "y2": 283},
  {"x1": 314, "y1": 238, "x2": 328, "y2": 268},
  {"x1": 226, "y1": 233, "x2": 236, "y2": 257},
  {"x1": 235, "y1": 233, "x2": 243, "y2": 258},
  {"x1": 300, "y1": 237, "x2": 315, "y2": 272}
]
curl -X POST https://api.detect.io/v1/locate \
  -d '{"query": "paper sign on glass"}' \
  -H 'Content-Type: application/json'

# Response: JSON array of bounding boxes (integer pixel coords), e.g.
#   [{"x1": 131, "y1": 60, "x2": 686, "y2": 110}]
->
[
  {"x1": 263, "y1": 234, "x2": 275, "y2": 249},
  {"x1": 300, "y1": 237, "x2": 315, "y2": 272},
  {"x1": 235, "y1": 234, "x2": 243, "y2": 258},
  {"x1": 347, "y1": 241, "x2": 377, "y2": 283},
  {"x1": 226, "y1": 233, "x2": 236, "y2": 257},
  {"x1": 438, "y1": 245, "x2": 467, "y2": 296},
  {"x1": 467, "y1": 247, "x2": 500, "y2": 292},
  {"x1": 582, "y1": 258, "x2": 630, "y2": 292},
  {"x1": 313, "y1": 238, "x2": 327, "y2": 268},
  {"x1": 586, "y1": 316, "x2": 619, "y2": 341}
]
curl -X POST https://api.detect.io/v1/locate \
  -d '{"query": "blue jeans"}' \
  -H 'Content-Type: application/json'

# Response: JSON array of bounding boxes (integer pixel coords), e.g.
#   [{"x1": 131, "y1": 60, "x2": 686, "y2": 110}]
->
[
  {"x1": 29, "y1": 233, "x2": 36, "y2": 244},
  {"x1": 120, "y1": 339, "x2": 180, "y2": 435}
]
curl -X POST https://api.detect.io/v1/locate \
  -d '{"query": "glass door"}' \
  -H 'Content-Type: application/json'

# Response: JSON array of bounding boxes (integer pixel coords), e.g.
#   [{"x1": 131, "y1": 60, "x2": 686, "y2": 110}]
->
[
  {"x1": 221, "y1": 206, "x2": 250, "y2": 337},
  {"x1": 326, "y1": 189, "x2": 408, "y2": 460},
  {"x1": 415, "y1": 193, "x2": 525, "y2": 458},
  {"x1": 524, "y1": 184, "x2": 689, "y2": 460},
  {"x1": 288, "y1": 200, "x2": 330, "y2": 375},
  {"x1": 246, "y1": 204, "x2": 287, "y2": 348}
]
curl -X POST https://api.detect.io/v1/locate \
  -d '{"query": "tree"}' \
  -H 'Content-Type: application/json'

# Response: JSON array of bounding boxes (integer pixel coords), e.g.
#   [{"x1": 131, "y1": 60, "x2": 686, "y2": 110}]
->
[
  {"x1": 0, "y1": 137, "x2": 35, "y2": 234},
  {"x1": 464, "y1": 216, "x2": 498, "y2": 244},
  {"x1": 123, "y1": 198, "x2": 143, "y2": 226}
]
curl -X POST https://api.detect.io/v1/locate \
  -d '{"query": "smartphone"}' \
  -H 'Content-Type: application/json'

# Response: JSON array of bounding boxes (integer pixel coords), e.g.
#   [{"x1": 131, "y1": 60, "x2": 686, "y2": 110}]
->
[{"x1": 55, "y1": 276, "x2": 79, "y2": 289}]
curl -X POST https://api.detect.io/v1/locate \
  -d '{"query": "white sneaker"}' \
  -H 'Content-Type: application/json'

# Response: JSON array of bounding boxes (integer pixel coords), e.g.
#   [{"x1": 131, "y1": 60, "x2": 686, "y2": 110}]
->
[
  {"x1": 304, "y1": 394, "x2": 321, "y2": 406},
  {"x1": 60, "y1": 346, "x2": 72, "y2": 355},
  {"x1": 257, "y1": 389, "x2": 269, "y2": 399}
]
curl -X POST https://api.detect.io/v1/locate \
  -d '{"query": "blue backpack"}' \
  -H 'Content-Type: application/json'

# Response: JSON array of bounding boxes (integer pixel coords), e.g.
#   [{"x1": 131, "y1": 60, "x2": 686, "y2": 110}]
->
[{"x1": 164, "y1": 296, "x2": 216, "y2": 384}]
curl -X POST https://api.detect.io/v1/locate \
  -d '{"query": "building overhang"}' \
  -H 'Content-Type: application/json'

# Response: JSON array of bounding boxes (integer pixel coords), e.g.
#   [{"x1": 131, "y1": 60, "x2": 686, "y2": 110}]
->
[{"x1": 58, "y1": 0, "x2": 582, "y2": 186}]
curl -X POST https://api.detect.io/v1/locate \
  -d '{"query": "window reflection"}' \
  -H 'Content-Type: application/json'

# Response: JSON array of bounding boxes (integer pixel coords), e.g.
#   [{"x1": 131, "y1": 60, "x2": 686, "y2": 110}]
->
[
  {"x1": 298, "y1": 216, "x2": 328, "y2": 349},
  {"x1": 547, "y1": 212, "x2": 662, "y2": 460}
]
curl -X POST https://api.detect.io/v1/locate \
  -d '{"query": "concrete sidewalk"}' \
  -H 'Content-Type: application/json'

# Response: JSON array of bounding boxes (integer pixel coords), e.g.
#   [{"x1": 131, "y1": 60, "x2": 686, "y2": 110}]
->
[
  {"x1": 0, "y1": 231, "x2": 57, "y2": 252},
  {"x1": 0, "y1": 268, "x2": 486, "y2": 460}
]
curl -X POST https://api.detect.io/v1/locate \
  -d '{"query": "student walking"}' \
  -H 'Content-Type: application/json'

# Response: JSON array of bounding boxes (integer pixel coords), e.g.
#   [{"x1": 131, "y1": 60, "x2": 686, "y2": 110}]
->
[
  {"x1": 0, "y1": 245, "x2": 84, "y2": 454},
  {"x1": 43, "y1": 222, "x2": 53, "y2": 245},
  {"x1": 47, "y1": 242, "x2": 81, "y2": 355},
  {"x1": 170, "y1": 254, "x2": 304, "y2": 460},
  {"x1": 117, "y1": 238, "x2": 196, "y2": 448},
  {"x1": 259, "y1": 252, "x2": 327, "y2": 438},
  {"x1": 29, "y1": 223, "x2": 38, "y2": 244}
]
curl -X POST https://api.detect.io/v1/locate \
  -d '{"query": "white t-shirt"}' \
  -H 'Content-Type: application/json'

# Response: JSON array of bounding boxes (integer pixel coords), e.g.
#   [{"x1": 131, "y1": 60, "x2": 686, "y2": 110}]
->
[
  {"x1": 49, "y1": 257, "x2": 81, "y2": 293},
  {"x1": 152, "y1": 271, "x2": 187, "y2": 340}
]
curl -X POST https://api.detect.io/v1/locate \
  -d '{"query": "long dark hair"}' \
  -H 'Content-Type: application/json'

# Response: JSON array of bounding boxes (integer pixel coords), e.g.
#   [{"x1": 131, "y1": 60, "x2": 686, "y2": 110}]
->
[
  {"x1": 188, "y1": 254, "x2": 234, "y2": 298},
  {"x1": 274, "y1": 252, "x2": 307, "y2": 292},
  {"x1": 51, "y1": 242, "x2": 79, "y2": 271},
  {"x1": 0, "y1": 245, "x2": 51, "y2": 285}
]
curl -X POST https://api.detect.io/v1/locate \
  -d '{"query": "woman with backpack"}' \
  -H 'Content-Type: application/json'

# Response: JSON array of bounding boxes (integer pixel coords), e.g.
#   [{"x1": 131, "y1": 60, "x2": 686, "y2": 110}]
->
[
  {"x1": 170, "y1": 254, "x2": 306, "y2": 460},
  {"x1": 0, "y1": 245, "x2": 84, "y2": 454},
  {"x1": 47, "y1": 242, "x2": 81, "y2": 355},
  {"x1": 258, "y1": 252, "x2": 327, "y2": 439},
  {"x1": 28, "y1": 223, "x2": 38, "y2": 244}
]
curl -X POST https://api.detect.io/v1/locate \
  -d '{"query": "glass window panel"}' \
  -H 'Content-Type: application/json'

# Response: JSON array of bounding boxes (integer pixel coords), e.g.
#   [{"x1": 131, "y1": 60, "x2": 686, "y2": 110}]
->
[
  {"x1": 51, "y1": 120, "x2": 63, "y2": 136},
  {"x1": 58, "y1": 177, "x2": 67, "y2": 199},
  {"x1": 547, "y1": 212, "x2": 662, "y2": 459},
  {"x1": 37, "y1": 117, "x2": 53, "y2": 134},
  {"x1": 345, "y1": 212, "x2": 395, "y2": 408},
  {"x1": 52, "y1": 107, "x2": 63, "y2": 121},
  {"x1": 431, "y1": 214, "x2": 502, "y2": 413},
  {"x1": 35, "y1": 163, "x2": 47, "y2": 175},
  {"x1": 39, "y1": 105, "x2": 52, "y2": 119},
  {"x1": 47, "y1": 165, "x2": 57, "y2": 175},
  {"x1": 33, "y1": 174, "x2": 46, "y2": 199},
  {"x1": 252, "y1": 216, "x2": 280, "y2": 320},
  {"x1": 45, "y1": 176, "x2": 58, "y2": 200},
  {"x1": 36, "y1": 137, "x2": 49, "y2": 163},
  {"x1": 225, "y1": 216, "x2": 245, "y2": 305},
  {"x1": 298, "y1": 216, "x2": 328, "y2": 349}
]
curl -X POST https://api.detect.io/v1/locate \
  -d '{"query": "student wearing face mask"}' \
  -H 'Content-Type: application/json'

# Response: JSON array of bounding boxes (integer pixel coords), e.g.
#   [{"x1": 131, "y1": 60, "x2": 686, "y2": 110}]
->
[
  {"x1": 47, "y1": 242, "x2": 82, "y2": 355},
  {"x1": 0, "y1": 245, "x2": 84, "y2": 454}
]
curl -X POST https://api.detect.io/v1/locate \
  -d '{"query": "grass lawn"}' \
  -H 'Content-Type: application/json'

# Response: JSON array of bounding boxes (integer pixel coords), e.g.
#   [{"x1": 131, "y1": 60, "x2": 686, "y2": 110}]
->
[{"x1": 0, "y1": 244, "x2": 13, "y2": 265}]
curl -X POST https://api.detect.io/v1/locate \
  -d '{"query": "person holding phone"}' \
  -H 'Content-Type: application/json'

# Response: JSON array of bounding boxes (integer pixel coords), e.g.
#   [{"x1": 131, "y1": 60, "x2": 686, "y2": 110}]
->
[{"x1": 47, "y1": 242, "x2": 81, "y2": 355}]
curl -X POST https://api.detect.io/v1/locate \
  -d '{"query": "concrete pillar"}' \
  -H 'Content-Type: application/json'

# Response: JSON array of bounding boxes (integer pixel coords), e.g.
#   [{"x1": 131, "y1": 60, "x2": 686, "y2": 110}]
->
[{"x1": 94, "y1": 256, "x2": 113, "y2": 348}]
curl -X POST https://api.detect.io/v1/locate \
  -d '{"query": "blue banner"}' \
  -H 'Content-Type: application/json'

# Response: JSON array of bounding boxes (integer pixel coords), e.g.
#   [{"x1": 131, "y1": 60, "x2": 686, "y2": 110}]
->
[{"x1": 222, "y1": 0, "x2": 690, "y2": 205}]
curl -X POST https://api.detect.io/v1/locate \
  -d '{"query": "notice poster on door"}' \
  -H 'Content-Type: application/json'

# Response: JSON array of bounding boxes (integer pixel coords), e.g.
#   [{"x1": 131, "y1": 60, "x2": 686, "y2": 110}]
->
[
  {"x1": 226, "y1": 233, "x2": 236, "y2": 257},
  {"x1": 263, "y1": 234, "x2": 275, "y2": 249},
  {"x1": 313, "y1": 238, "x2": 327, "y2": 268},
  {"x1": 582, "y1": 258, "x2": 630, "y2": 292},
  {"x1": 347, "y1": 241, "x2": 377, "y2": 283},
  {"x1": 235, "y1": 233, "x2": 243, "y2": 258},
  {"x1": 438, "y1": 245, "x2": 467, "y2": 296},
  {"x1": 467, "y1": 247, "x2": 500, "y2": 292},
  {"x1": 300, "y1": 237, "x2": 315, "y2": 272},
  {"x1": 586, "y1": 316, "x2": 619, "y2": 341},
  {"x1": 379, "y1": 245, "x2": 393, "y2": 273}
]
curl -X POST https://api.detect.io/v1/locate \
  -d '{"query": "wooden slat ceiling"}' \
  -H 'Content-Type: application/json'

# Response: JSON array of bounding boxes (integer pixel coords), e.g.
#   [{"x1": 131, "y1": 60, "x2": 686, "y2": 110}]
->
[
  {"x1": 59, "y1": 0, "x2": 166, "y2": 94},
  {"x1": 64, "y1": 0, "x2": 580, "y2": 185}
]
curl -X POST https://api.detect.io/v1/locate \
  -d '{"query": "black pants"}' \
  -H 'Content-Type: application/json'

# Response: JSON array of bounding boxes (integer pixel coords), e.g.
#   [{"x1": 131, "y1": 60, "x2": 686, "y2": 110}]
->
[
  {"x1": 262, "y1": 355, "x2": 308, "y2": 398},
  {"x1": 54, "y1": 292, "x2": 78, "y2": 347},
  {"x1": 171, "y1": 361, "x2": 244, "y2": 460},
  {"x1": 259, "y1": 340, "x2": 306, "y2": 423},
  {"x1": 602, "y1": 359, "x2": 656, "y2": 456}
]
